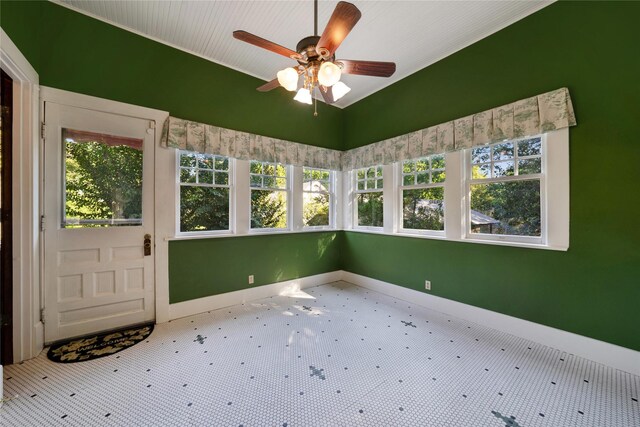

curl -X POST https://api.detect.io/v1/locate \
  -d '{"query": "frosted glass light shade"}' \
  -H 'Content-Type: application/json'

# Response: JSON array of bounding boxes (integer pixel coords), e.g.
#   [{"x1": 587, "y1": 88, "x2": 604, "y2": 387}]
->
[
  {"x1": 318, "y1": 62, "x2": 341, "y2": 87},
  {"x1": 277, "y1": 67, "x2": 299, "y2": 91},
  {"x1": 294, "y1": 88, "x2": 312, "y2": 105},
  {"x1": 293, "y1": 88, "x2": 311, "y2": 105},
  {"x1": 332, "y1": 81, "x2": 351, "y2": 101}
]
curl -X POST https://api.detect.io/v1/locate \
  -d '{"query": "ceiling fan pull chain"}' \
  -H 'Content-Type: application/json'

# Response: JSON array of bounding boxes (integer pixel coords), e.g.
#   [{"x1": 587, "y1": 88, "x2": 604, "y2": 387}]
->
[{"x1": 314, "y1": 88, "x2": 318, "y2": 117}]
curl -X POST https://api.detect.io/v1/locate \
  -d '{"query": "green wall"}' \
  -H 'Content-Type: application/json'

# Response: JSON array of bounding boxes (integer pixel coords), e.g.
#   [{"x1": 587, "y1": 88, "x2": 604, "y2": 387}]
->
[
  {"x1": 1, "y1": 1, "x2": 344, "y2": 148},
  {"x1": 342, "y1": 2, "x2": 640, "y2": 351},
  {"x1": 2, "y1": 1, "x2": 639, "y2": 351},
  {"x1": 169, "y1": 232, "x2": 342, "y2": 303},
  {"x1": 0, "y1": 0, "x2": 41, "y2": 71},
  {"x1": 0, "y1": 1, "x2": 344, "y2": 305}
]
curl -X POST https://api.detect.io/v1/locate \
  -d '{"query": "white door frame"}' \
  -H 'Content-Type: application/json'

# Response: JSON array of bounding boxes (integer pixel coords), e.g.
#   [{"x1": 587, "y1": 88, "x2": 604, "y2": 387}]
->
[
  {"x1": 40, "y1": 86, "x2": 169, "y2": 339},
  {"x1": 0, "y1": 28, "x2": 42, "y2": 364}
]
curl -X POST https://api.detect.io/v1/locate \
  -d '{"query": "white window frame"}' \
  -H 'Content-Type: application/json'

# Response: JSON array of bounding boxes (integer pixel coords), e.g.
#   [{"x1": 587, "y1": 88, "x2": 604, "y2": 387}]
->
[
  {"x1": 248, "y1": 160, "x2": 291, "y2": 233},
  {"x1": 463, "y1": 135, "x2": 546, "y2": 245},
  {"x1": 347, "y1": 128, "x2": 569, "y2": 251},
  {"x1": 175, "y1": 151, "x2": 234, "y2": 236},
  {"x1": 397, "y1": 155, "x2": 446, "y2": 237},
  {"x1": 170, "y1": 159, "x2": 339, "y2": 239},
  {"x1": 302, "y1": 167, "x2": 335, "y2": 230},
  {"x1": 352, "y1": 165, "x2": 385, "y2": 231}
]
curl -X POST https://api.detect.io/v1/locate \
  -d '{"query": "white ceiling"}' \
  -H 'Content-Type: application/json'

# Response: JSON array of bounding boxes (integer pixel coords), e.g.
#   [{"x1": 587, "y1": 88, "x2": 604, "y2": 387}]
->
[{"x1": 56, "y1": 0, "x2": 553, "y2": 108}]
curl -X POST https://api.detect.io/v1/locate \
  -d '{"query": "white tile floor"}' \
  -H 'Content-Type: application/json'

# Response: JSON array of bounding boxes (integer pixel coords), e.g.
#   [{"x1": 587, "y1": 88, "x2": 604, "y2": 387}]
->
[{"x1": 2, "y1": 281, "x2": 639, "y2": 426}]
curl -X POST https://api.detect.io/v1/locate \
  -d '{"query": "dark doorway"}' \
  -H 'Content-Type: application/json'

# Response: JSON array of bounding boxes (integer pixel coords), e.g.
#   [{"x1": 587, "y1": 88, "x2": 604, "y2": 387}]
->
[{"x1": 1, "y1": 68, "x2": 14, "y2": 365}]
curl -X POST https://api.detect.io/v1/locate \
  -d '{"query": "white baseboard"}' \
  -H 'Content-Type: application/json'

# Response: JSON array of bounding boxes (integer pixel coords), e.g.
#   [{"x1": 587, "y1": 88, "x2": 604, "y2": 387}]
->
[
  {"x1": 341, "y1": 271, "x2": 640, "y2": 376},
  {"x1": 167, "y1": 271, "x2": 342, "y2": 321},
  {"x1": 165, "y1": 269, "x2": 639, "y2": 376}
]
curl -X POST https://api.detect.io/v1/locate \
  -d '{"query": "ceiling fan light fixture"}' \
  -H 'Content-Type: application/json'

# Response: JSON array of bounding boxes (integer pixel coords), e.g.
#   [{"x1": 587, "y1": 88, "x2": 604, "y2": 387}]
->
[
  {"x1": 235, "y1": 0, "x2": 395, "y2": 112},
  {"x1": 294, "y1": 88, "x2": 313, "y2": 105},
  {"x1": 277, "y1": 67, "x2": 299, "y2": 91},
  {"x1": 332, "y1": 81, "x2": 351, "y2": 101},
  {"x1": 317, "y1": 61, "x2": 341, "y2": 87}
]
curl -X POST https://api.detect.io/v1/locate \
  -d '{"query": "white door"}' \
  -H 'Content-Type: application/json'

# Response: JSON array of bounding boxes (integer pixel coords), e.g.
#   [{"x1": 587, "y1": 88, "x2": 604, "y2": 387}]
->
[{"x1": 43, "y1": 102, "x2": 155, "y2": 343}]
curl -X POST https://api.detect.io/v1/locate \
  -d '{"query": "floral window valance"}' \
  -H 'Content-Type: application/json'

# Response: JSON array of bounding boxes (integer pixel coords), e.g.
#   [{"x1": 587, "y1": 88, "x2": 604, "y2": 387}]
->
[
  {"x1": 162, "y1": 88, "x2": 575, "y2": 171},
  {"x1": 342, "y1": 87, "x2": 576, "y2": 170},
  {"x1": 161, "y1": 117, "x2": 342, "y2": 170}
]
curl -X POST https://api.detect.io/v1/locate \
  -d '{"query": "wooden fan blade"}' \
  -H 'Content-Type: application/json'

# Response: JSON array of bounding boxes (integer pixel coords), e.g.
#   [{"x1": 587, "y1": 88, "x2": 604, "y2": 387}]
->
[
  {"x1": 319, "y1": 86, "x2": 335, "y2": 104},
  {"x1": 337, "y1": 60, "x2": 396, "y2": 77},
  {"x1": 257, "y1": 78, "x2": 281, "y2": 92},
  {"x1": 316, "y1": 2, "x2": 361, "y2": 57},
  {"x1": 233, "y1": 30, "x2": 301, "y2": 60}
]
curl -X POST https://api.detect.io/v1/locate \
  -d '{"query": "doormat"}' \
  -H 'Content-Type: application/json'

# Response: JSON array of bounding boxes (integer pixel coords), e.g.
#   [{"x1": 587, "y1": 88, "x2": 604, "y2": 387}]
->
[{"x1": 47, "y1": 324, "x2": 154, "y2": 363}]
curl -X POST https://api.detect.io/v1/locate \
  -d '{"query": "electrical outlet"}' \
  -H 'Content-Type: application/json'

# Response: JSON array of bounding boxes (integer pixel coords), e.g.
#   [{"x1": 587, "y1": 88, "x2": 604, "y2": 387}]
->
[
  {"x1": 425, "y1": 280, "x2": 431, "y2": 291},
  {"x1": 248, "y1": 275, "x2": 254, "y2": 284}
]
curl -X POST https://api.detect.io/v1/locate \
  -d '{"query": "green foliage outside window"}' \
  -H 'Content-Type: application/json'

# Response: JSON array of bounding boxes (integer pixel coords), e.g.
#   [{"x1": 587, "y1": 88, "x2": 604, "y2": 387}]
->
[
  {"x1": 402, "y1": 188, "x2": 444, "y2": 230},
  {"x1": 303, "y1": 168, "x2": 331, "y2": 227},
  {"x1": 180, "y1": 186, "x2": 229, "y2": 232},
  {"x1": 469, "y1": 138, "x2": 542, "y2": 236},
  {"x1": 179, "y1": 152, "x2": 231, "y2": 232},
  {"x1": 65, "y1": 139, "x2": 142, "y2": 227},
  {"x1": 401, "y1": 155, "x2": 445, "y2": 231},
  {"x1": 304, "y1": 193, "x2": 329, "y2": 226},
  {"x1": 250, "y1": 161, "x2": 288, "y2": 229},
  {"x1": 357, "y1": 192, "x2": 383, "y2": 227},
  {"x1": 251, "y1": 190, "x2": 287, "y2": 229},
  {"x1": 470, "y1": 178, "x2": 541, "y2": 236}
]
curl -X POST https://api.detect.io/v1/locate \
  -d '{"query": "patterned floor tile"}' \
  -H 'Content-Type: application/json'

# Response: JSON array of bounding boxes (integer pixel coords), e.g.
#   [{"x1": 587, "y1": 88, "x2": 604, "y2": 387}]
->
[{"x1": 2, "y1": 281, "x2": 638, "y2": 426}]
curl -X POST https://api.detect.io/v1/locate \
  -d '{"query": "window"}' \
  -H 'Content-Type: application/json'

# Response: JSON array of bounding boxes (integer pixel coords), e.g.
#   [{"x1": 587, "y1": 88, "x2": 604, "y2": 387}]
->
[
  {"x1": 400, "y1": 154, "x2": 445, "y2": 233},
  {"x1": 178, "y1": 151, "x2": 231, "y2": 233},
  {"x1": 467, "y1": 137, "x2": 544, "y2": 242},
  {"x1": 303, "y1": 167, "x2": 333, "y2": 228},
  {"x1": 355, "y1": 165, "x2": 383, "y2": 228},
  {"x1": 349, "y1": 129, "x2": 567, "y2": 250},
  {"x1": 250, "y1": 161, "x2": 289, "y2": 230},
  {"x1": 63, "y1": 128, "x2": 143, "y2": 228}
]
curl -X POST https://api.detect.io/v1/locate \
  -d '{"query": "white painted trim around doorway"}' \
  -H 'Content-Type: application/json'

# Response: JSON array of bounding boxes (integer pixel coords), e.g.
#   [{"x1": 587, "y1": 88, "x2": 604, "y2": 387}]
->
[{"x1": 1, "y1": 28, "x2": 41, "y2": 370}]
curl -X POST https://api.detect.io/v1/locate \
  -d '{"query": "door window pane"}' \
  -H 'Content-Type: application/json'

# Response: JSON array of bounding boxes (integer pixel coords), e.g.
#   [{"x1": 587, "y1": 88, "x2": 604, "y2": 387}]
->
[{"x1": 63, "y1": 128, "x2": 143, "y2": 227}]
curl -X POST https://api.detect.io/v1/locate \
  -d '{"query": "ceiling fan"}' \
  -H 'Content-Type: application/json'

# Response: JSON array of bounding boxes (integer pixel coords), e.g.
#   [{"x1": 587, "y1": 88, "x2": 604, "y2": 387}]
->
[{"x1": 233, "y1": 0, "x2": 396, "y2": 110}]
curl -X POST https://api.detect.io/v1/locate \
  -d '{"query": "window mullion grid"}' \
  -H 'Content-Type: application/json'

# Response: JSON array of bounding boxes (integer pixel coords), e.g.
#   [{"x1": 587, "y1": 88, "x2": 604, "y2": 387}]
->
[
  {"x1": 177, "y1": 151, "x2": 232, "y2": 234},
  {"x1": 466, "y1": 137, "x2": 545, "y2": 243},
  {"x1": 397, "y1": 156, "x2": 446, "y2": 235}
]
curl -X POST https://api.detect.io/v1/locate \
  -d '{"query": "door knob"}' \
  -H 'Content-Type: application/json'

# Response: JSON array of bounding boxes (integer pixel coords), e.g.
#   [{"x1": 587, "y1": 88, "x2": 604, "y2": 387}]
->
[{"x1": 144, "y1": 234, "x2": 152, "y2": 256}]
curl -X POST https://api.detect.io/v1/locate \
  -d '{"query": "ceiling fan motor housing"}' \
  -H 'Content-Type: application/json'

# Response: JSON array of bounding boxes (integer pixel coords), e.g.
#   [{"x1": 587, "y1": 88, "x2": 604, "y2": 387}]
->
[{"x1": 295, "y1": 36, "x2": 332, "y2": 64}]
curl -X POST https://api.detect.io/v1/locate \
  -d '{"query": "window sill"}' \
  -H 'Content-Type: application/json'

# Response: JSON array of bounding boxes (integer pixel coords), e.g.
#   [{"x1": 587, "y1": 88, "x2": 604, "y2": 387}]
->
[
  {"x1": 352, "y1": 226, "x2": 385, "y2": 234},
  {"x1": 167, "y1": 227, "x2": 567, "y2": 251},
  {"x1": 346, "y1": 228, "x2": 568, "y2": 251},
  {"x1": 165, "y1": 228, "x2": 338, "y2": 242}
]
